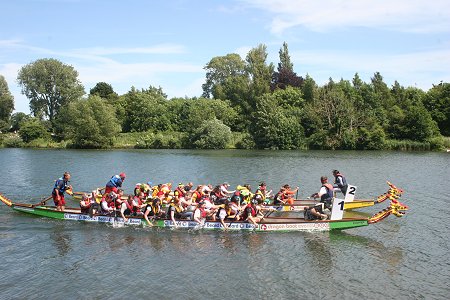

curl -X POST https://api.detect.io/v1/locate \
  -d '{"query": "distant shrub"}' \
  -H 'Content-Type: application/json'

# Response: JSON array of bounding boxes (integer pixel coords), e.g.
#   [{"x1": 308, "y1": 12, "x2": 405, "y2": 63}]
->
[
  {"x1": 190, "y1": 118, "x2": 231, "y2": 149},
  {"x1": 19, "y1": 119, "x2": 50, "y2": 143},
  {"x1": 3, "y1": 134, "x2": 23, "y2": 147}
]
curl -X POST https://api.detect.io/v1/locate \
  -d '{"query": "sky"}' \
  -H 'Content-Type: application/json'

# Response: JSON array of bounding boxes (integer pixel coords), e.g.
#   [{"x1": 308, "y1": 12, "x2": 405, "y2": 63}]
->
[{"x1": 1, "y1": 0, "x2": 449, "y2": 113}]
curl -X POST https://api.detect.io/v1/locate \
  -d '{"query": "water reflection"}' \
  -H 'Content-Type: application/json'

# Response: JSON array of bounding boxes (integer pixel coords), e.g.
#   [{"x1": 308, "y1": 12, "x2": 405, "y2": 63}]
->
[
  {"x1": 330, "y1": 231, "x2": 405, "y2": 273},
  {"x1": 304, "y1": 232, "x2": 334, "y2": 274},
  {"x1": 50, "y1": 227, "x2": 72, "y2": 257}
]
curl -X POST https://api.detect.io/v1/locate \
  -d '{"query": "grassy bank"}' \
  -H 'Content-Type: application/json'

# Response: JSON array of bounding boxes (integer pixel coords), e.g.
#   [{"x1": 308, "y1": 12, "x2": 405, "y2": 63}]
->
[{"x1": 2, "y1": 132, "x2": 448, "y2": 151}]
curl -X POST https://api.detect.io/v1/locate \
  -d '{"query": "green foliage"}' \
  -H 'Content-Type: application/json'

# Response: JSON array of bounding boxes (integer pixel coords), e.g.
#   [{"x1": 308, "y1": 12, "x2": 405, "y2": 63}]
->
[
  {"x1": 385, "y1": 138, "x2": 443, "y2": 151},
  {"x1": 0, "y1": 120, "x2": 9, "y2": 132},
  {"x1": 10, "y1": 112, "x2": 31, "y2": 132},
  {"x1": 183, "y1": 98, "x2": 240, "y2": 132},
  {"x1": 423, "y1": 82, "x2": 450, "y2": 136},
  {"x1": 0, "y1": 75, "x2": 14, "y2": 125},
  {"x1": 250, "y1": 92, "x2": 305, "y2": 149},
  {"x1": 271, "y1": 42, "x2": 303, "y2": 90},
  {"x1": 58, "y1": 95, "x2": 121, "y2": 148},
  {"x1": 189, "y1": 118, "x2": 232, "y2": 149},
  {"x1": 356, "y1": 124, "x2": 386, "y2": 150},
  {"x1": 135, "y1": 132, "x2": 185, "y2": 149},
  {"x1": 17, "y1": 58, "x2": 85, "y2": 127},
  {"x1": 202, "y1": 53, "x2": 247, "y2": 99},
  {"x1": 233, "y1": 132, "x2": 256, "y2": 149},
  {"x1": 401, "y1": 105, "x2": 439, "y2": 141},
  {"x1": 121, "y1": 86, "x2": 169, "y2": 132},
  {"x1": 19, "y1": 119, "x2": 50, "y2": 143},
  {"x1": 2, "y1": 133, "x2": 23, "y2": 148},
  {"x1": 89, "y1": 82, "x2": 118, "y2": 100},
  {"x1": 246, "y1": 44, "x2": 274, "y2": 107}
]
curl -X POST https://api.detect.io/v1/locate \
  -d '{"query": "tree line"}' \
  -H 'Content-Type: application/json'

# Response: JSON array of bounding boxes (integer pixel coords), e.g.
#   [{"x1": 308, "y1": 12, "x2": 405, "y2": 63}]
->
[{"x1": 0, "y1": 42, "x2": 449, "y2": 150}]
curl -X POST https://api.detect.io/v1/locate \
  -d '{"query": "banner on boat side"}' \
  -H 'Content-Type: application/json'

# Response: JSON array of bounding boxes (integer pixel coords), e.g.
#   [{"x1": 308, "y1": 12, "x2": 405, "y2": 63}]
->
[
  {"x1": 64, "y1": 213, "x2": 142, "y2": 225},
  {"x1": 163, "y1": 220, "x2": 256, "y2": 230},
  {"x1": 258, "y1": 222, "x2": 329, "y2": 231}
]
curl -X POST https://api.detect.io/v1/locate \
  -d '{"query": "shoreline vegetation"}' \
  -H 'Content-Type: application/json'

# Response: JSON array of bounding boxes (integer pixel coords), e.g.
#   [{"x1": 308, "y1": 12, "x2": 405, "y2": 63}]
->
[
  {"x1": 1, "y1": 132, "x2": 449, "y2": 151},
  {"x1": 1, "y1": 43, "x2": 449, "y2": 151}
]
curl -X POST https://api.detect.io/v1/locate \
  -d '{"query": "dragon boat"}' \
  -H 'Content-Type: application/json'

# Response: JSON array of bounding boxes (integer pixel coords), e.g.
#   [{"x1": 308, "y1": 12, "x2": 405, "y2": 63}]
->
[
  {"x1": 71, "y1": 182, "x2": 403, "y2": 211},
  {"x1": 0, "y1": 191, "x2": 408, "y2": 232},
  {"x1": 292, "y1": 181, "x2": 404, "y2": 210}
]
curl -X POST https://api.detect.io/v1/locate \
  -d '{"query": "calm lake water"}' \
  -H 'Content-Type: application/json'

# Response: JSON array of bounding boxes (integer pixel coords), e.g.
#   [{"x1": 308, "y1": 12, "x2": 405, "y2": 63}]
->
[{"x1": 0, "y1": 148, "x2": 449, "y2": 299}]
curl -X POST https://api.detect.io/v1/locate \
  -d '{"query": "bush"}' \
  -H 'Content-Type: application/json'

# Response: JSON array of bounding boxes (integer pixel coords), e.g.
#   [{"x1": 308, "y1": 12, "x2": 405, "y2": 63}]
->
[
  {"x1": 135, "y1": 131, "x2": 185, "y2": 149},
  {"x1": 19, "y1": 119, "x2": 50, "y2": 143},
  {"x1": 2, "y1": 134, "x2": 23, "y2": 147},
  {"x1": 234, "y1": 132, "x2": 256, "y2": 149},
  {"x1": 190, "y1": 118, "x2": 231, "y2": 149}
]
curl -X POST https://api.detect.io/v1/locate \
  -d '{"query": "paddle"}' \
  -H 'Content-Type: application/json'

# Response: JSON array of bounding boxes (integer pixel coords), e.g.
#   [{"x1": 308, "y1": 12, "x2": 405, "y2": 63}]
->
[
  {"x1": 112, "y1": 197, "x2": 120, "y2": 228},
  {"x1": 37, "y1": 196, "x2": 53, "y2": 206}
]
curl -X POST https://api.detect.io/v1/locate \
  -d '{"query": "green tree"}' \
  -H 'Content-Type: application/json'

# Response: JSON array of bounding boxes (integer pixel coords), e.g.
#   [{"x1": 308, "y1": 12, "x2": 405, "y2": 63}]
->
[
  {"x1": 190, "y1": 118, "x2": 232, "y2": 149},
  {"x1": 19, "y1": 118, "x2": 50, "y2": 143},
  {"x1": 246, "y1": 44, "x2": 274, "y2": 106},
  {"x1": 10, "y1": 112, "x2": 31, "y2": 132},
  {"x1": 250, "y1": 92, "x2": 304, "y2": 149},
  {"x1": 271, "y1": 42, "x2": 303, "y2": 91},
  {"x1": 202, "y1": 53, "x2": 247, "y2": 100},
  {"x1": 121, "y1": 86, "x2": 169, "y2": 132},
  {"x1": 89, "y1": 82, "x2": 118, "y2": 101},
  {"x1": 301, "y1": 74, "x2": 318, "y2": 103},
  {"x1": 0, "y1": 75, "x2": 14, "y2": 131},
  {"x1": 58, "y1": 95, "x2": 121, "y2": 148},
  {"x1": 423, "y1": 82, "x2": 450, "y2": 136},
  {"x1": 17, "y1": 58, "x2": 85, "y2": 128}
]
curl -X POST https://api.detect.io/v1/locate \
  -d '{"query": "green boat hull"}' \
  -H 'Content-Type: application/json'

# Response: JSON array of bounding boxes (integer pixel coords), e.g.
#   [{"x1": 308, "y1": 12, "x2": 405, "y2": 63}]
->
[{"x1": 9, "y1": 204, "x2": 368, "y2": 232}]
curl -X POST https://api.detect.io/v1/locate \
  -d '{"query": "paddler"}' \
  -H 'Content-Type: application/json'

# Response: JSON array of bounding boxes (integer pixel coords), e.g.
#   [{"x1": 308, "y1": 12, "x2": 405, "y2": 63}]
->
[
  {"x1": 310, "y1": 176, "x2": 334, "y2": 210},
  {"x1": 254, "y1": 182, "x2": 272, "y2": 205},
  {"x1": 332, "y1": 170, "x2": 348, "y2": 196},
  {"x1": 282, "y1": 184, "x2": 299, "y2": 205},
  {"x1": 51, "y1": 172, "x2": 72, "y2": 211},
  {"x1": 143, "y1": 197, "x2": 164, "y2": 226},
  {"x1": 241, "y1": 198, "x2": 274, "y2": 226},
  {"x1": 193, "y1": 201, "x2": 208, "y2": 225},
  {"x1": 304, "y1": 203, "x2": 328, "y2": 220},
  {"x1": 190, "y1": 185, "x2": 204, "y2": 204},
  {"x1": 79, "y1": 193, "x2": 91, "y2": 214},
  {"x1": 219, "y1": 182, "x2": 235, "y2": 201},
  {"x1": 105, "y1": 172, "x2": 126, "y2": 194}
]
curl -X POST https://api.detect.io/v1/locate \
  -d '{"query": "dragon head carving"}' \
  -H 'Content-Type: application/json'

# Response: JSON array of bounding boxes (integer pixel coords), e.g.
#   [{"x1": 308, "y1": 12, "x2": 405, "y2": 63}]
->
[
  {"x1": 375, "y1": 181, "x2": 404, "y2": 204},
  {"x1": 368, "y1": 199, "x2": 409, "y2": 224}
]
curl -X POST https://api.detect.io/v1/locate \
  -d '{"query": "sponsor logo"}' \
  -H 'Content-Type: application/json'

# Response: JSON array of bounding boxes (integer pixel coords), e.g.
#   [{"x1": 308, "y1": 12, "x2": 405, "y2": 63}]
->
[
  {"x1": 64, "y1": 213, "x2": 141, "y2": 225},
  {"x1": 260, "y1": 222, "x2": 329, "y2": 231}
]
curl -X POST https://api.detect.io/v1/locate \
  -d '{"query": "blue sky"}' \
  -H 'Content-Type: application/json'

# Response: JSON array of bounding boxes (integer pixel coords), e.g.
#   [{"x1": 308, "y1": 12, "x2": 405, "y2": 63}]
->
[{"x1": 1, "y1": 0, "x2": 449, "y2": 113}]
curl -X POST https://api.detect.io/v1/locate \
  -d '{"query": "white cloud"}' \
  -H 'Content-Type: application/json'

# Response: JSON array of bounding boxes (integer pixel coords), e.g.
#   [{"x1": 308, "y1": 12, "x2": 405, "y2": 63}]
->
[{"x1": 237, "y1": 0, "x2": 450, "y2": 33}]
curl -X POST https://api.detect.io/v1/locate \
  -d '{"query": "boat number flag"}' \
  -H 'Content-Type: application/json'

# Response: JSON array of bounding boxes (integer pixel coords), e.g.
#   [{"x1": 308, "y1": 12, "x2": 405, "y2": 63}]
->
[
  {"x1": 330, "y1": 198, "x2": 345, "y2": 220},
  {"x1": 344, "y1": 185, "x2": 357, "y2": 202}
]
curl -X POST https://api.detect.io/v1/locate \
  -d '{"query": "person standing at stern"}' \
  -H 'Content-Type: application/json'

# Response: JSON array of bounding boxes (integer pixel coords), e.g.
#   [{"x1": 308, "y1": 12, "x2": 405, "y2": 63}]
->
[{"x1": 52, "y1": 172, "x2": 72, "y2": 211}]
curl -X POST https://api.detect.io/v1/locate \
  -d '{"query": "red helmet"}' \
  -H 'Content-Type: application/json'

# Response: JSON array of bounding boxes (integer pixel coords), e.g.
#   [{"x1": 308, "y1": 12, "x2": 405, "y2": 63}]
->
[{"x1": 119, "y1": 172, "x2": 126, "y2": 179}]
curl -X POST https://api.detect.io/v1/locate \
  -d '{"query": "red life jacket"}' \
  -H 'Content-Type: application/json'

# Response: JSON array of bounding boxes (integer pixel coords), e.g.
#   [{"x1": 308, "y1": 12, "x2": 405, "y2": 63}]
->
[
  {"x1": 197, "y1": 207, "x2": 207, "y2": 218},
  {"x1": 242, "y1": 204, "x2": 257, "y2": 220},
  {"x1": 175, "y1": 187, "x2": 185, "y2": 198},
  {"x1": 193, "y1": 191, "x2": 202, "y2": 203},
  {"x1": 125, "y1": 200, "x2": 137, "y2": 213}
]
